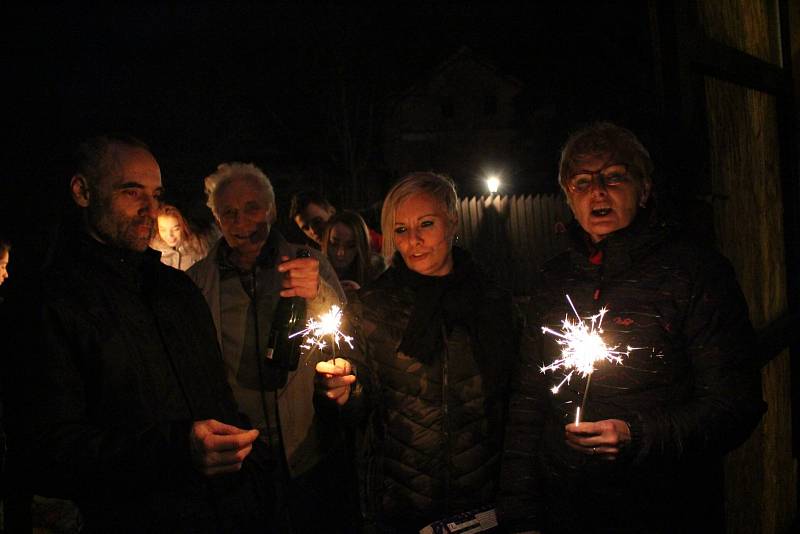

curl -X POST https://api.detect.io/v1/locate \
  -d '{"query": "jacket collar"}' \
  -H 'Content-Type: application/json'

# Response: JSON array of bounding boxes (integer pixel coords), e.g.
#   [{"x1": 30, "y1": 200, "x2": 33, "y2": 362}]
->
[
  {"x1": 565, "y1": 207, "x2": 672, "y2": 277},
  {"x1": 74, "y1": 231, "x2": 161, "y2": 291},
  {"x1": 216, "y1": 228, "x2": 288, "y2": 274}
]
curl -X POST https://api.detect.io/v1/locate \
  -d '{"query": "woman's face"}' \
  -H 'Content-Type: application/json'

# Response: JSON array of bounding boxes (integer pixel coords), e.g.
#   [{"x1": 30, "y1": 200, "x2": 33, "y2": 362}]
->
[
  {"x1": 157, "y1": 215, "x2": 182, "y2": 248},
  {"x1": 393, "y1": 193, "x2": 455, "y2": 277},
  {"x1": 565, "y1": 153, "x2": 650, "y2": 243},
  {"x1": 0, "y1": 250, "x2": 9, "y2": 286},
  {"x1": 327, "y1": 222, "x2": 358, "y2": 273}
]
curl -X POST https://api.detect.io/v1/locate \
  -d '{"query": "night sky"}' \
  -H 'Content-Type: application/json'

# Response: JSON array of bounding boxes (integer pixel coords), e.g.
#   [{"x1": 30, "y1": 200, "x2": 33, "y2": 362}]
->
[{"x1": 3, "y1": 1, "x2": 658, "y2": 249}]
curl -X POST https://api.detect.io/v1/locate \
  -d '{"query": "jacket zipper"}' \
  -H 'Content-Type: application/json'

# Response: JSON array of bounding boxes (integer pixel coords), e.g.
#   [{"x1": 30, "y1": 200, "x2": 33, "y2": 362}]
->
[{"x1": 593, "y1": 258, "x2": 605, "y2": 308}]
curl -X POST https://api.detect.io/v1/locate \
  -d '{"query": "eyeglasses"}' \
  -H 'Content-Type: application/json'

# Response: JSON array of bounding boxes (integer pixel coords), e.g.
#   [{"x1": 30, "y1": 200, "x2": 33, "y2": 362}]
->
[{"x1": 566, "y1": 163, "x2": 633, "y2": 194}]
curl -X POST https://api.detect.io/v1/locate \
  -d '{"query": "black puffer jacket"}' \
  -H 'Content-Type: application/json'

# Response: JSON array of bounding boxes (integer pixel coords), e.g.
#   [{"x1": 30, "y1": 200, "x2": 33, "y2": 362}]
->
[
  {"x1": 499, "y1": 211, "x2": 765, "y2": 533},
  {"x1": 336, "y1": 250, "x2": 516, "y2": 530}
]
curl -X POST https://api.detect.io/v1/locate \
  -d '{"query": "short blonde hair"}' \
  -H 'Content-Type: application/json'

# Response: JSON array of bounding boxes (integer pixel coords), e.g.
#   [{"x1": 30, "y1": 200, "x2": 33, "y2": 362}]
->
[
  {"x1": 204, "y1": 162, "x2": 275, "y2": 220},
  {"x1": 380, "y1": 172, "x2": 458, "y2": 258}
]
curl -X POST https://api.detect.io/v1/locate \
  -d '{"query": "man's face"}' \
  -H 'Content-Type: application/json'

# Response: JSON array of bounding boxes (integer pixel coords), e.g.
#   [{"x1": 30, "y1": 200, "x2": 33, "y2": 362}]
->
[
  {"x1": 85, "y1": 146, "x2": 164, "y2": 252},
  {"x1": 216, "y1": 177, "x2": 272, "y2": 258},
  {"x1": 294, "y1": 202, "x2": 333, "y2": 245},
  {"x1": 565, "y1": 153, "x2": 650, "y2": 243}
]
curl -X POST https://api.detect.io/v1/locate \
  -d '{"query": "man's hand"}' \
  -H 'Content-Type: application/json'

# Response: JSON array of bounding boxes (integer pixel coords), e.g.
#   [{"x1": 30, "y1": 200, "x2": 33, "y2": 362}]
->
[
  {"x1": 190, "y1": 419, "x2": 259, "y2": 477},
  {"x1": 277, "y1": 255, "x2": 320, "y2": 299},
  {"x1": 315, "y1": 358, "x2": 357, "y2": 406},
  {"x1": 564, "y1": 419, "x2": 631, "y2": 461}
]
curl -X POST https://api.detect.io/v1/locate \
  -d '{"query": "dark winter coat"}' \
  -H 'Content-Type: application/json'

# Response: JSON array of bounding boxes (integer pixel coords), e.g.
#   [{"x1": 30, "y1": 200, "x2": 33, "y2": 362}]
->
[
  {"x1": 334, "y1": 250, "x2": 516, "y2": 530},
  {"x1": 498, "y1": 212, "x2": 766, "y2": 534},
  {"x1": 12, "y1": 232, "x2": 273, "y2": 532}
]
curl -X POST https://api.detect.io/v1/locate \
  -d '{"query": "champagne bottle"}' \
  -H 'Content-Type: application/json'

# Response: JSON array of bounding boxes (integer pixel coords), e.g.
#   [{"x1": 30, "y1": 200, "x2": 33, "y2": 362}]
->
[{"x1": 265, "y1": 248, "x2": 309, "y2": 370}]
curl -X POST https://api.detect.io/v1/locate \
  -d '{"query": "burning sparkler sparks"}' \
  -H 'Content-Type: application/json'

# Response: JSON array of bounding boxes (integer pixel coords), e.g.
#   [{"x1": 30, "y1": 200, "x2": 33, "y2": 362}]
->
[
  {"x1": 290, "y1": 304, "x2": 354, "y2": 360},
  {"x1": 541, "y1": 295, "x2": 634, "y2": 422}
]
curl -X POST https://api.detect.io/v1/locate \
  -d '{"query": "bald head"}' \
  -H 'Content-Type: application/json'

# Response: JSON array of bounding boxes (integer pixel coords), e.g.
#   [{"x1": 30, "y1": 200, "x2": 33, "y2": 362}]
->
[{"x1": 70, "y1": 136, "x2": 164, "y2": 251}]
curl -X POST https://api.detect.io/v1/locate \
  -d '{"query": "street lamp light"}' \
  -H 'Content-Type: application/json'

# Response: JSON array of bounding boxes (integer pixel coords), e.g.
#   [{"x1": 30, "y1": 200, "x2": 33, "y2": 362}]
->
[{"x1": 486, "y1": 175, "x2": 500, "y2": 194}]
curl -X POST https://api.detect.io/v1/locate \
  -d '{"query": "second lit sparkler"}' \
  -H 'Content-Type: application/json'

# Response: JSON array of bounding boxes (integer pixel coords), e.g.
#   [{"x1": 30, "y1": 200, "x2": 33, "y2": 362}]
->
[
  {"x1": 541, "y1": 295, "x2": 634, "y2": 423},
  {"x1": 290, "y1": 304, "x2": 353, "y2": 364}
]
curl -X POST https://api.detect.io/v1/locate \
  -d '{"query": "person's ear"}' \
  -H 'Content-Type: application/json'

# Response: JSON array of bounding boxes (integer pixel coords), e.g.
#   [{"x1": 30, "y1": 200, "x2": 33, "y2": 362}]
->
[
  {"x1": 448, "y1": 214, "x2": 459, "y2": 241},
  {"x1": 639, "y1": 178, "x2": 652, "y2": 207},
  {"x1": 70, "y1": 175, "x2": 91, "y2": 207},
  {"x1": 561, "y1": 187, "x2": 574, "y2": 210}
]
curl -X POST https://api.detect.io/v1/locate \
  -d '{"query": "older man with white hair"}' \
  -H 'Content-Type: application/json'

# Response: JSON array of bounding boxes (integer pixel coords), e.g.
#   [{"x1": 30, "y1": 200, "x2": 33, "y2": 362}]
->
[{"x1": 188, "y1": 162, "x2": 349, "y2": 532}]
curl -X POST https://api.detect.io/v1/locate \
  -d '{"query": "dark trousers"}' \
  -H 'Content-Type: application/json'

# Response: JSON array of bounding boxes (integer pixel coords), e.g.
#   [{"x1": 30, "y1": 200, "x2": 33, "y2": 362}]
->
[{"x1": 274, "y1": 442, "x2": 360, "y2": 534}]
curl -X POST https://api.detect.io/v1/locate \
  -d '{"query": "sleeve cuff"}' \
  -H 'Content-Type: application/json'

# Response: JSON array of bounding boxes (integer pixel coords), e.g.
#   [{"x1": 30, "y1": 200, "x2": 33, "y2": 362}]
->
[{"x1": 622, "y1": 413, "x2": 644, "y2": 463}]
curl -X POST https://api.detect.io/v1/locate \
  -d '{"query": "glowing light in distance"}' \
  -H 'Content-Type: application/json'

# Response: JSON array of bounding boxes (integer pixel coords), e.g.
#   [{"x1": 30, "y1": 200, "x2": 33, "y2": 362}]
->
[{"x1": 486, "y1": 175, "x2": 500, "y2": 194}]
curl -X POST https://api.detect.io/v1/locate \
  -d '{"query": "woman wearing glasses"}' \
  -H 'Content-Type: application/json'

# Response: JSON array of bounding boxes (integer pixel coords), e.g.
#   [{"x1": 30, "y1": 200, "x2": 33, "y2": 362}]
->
[{"x1": 499, "y1": 122, "x2": 765, "y2": 533}]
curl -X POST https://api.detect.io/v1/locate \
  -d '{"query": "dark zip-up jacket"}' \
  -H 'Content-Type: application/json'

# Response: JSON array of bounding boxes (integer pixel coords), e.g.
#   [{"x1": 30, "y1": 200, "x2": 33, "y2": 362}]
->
[
  {"x1": 12, "y1": 232, "x2": 273, "y2": 532},
  {"x1": 499, "y1": 213, "x2": 765, "y2": 533}
]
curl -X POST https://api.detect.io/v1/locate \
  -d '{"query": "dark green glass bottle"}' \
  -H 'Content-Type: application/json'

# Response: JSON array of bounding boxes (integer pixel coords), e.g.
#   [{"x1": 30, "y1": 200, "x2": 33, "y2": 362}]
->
[{"x1": 265, "y1": 249, "x2": 309, "y2": 370}]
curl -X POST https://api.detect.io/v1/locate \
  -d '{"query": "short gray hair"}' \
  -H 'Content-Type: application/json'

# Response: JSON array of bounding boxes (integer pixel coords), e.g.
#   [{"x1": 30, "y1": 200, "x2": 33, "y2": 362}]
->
[
  {"x1": 380, "y1": 172, "x2": 458, "y2": 258},
  {"x1": 558, "y1": 121, "x2": 653, "y2": 192},
  {"x1": 204, "y1": 162, "x2": 275, "y2": 219}
]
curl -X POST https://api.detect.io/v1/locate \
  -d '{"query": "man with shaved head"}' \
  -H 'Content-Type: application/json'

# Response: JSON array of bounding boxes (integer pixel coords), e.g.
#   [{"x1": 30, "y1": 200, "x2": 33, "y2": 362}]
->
[{"x1": 13, "y1": 135, "x2": 274, "y2": 532}]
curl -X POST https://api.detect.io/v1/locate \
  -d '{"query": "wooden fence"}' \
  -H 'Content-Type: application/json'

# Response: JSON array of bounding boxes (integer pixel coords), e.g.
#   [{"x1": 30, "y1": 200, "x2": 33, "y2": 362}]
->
[{"x1": 456, "y1": 194, "x2": 573, "y2": 295}]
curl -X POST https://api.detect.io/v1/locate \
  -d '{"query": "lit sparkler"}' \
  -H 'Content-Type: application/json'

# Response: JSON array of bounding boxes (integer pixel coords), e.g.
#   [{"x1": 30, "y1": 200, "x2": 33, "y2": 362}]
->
[
  {"x1": 541, "y1": 295, "x2": 633, "y2": 423},
  {"x1": 290, "y1": 304, "x2": 353, "y2": 363}
]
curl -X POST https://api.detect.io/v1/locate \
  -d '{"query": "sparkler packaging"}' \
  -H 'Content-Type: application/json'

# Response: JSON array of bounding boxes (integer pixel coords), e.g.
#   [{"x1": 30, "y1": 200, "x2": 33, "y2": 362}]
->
[
  {"x1": 419, "y1": 505, "x2": 499, "y2": 534},
  {"x1": 265, "y1": 249, "x2": 309, "y2": 370}
]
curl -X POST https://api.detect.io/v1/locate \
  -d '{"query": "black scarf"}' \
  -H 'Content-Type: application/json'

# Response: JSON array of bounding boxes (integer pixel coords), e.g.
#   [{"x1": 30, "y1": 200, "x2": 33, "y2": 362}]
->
[{"x1": 394, "y1": 248, "x2": 513, "y2": 376}]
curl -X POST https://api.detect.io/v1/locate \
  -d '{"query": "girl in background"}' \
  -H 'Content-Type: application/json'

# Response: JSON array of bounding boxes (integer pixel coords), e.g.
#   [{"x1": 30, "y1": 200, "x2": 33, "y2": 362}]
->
[
  {"x1": 150, "y1": 204, "x2": 211, "y2": 270},
  {"x1": 322, "y1": 210, "x2": 385, "y2": 291}
]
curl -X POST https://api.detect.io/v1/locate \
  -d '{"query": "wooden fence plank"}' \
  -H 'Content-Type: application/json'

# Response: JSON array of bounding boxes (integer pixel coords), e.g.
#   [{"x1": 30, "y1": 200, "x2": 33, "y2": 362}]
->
[{"x1": 453, "y1": 194, "x2": 571, "y2": 295}]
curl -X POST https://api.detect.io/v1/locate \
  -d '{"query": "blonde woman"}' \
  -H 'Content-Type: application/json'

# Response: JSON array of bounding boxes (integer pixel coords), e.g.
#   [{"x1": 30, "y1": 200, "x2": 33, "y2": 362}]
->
[{"x1": 316, "y1": 172, "x2": 516, "y2": 532}]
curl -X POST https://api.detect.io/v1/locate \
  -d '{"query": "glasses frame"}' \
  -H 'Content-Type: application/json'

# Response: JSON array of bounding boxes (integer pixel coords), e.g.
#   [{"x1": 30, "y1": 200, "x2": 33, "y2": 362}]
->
[{"x1": 566, "y1": 163, "x2": 634, "y2": 194}]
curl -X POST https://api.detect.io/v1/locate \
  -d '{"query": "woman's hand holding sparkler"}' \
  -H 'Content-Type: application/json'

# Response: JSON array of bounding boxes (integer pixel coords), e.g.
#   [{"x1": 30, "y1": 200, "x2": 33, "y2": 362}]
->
[
  {"x1": 277, "y1": 255, "x2": 320, "y2": 298},
  {"x1": 315, "y1": 358, "x2": 357, "y2": 405},
  {"x1": 564, "y1": 419, "x2": 631, "y2": 460}
]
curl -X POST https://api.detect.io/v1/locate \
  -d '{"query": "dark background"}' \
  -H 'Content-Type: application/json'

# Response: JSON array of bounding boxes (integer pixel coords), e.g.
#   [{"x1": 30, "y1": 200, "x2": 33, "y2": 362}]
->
[
  {"x1": 2, "y1": 2, "x2": 661, "y2": 242},
  {"x1": 3, "y1": 5, "x2": 799, "y2": 531}
]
